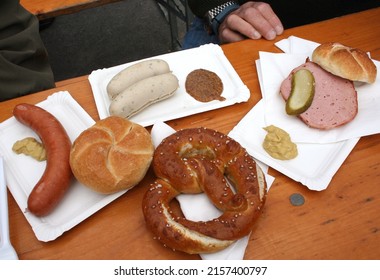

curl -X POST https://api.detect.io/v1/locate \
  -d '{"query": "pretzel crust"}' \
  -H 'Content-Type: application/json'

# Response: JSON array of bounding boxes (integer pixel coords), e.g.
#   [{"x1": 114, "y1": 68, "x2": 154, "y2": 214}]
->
[{"x1": 142, "y1": 127, "x2": 267, "y2": 254}]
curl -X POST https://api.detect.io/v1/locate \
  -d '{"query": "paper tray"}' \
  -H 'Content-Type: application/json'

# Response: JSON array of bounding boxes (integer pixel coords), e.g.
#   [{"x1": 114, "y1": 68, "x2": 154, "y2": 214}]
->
[
  {"x1": 0, "y1": 92, "x2": 127, "y2": 241},
  {"x1": 229, "y1": 100, "x2": 360, "y2": 191},
  {"x1": 89, "y1": 44, "x2": 250, "y2": 126}
]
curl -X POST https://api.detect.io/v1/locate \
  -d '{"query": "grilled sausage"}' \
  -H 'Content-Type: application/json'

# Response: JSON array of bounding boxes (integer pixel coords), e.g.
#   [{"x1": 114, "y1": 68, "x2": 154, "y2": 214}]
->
[{"x1": 13, "y1": 103, "x2": 73, "y2": 216}]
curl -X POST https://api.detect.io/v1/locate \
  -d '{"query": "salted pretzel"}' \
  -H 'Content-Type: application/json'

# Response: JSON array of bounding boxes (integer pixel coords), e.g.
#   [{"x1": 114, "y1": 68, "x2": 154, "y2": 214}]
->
[{"x1": 142, "y1": 127, "x2": 267, "y2": 254}]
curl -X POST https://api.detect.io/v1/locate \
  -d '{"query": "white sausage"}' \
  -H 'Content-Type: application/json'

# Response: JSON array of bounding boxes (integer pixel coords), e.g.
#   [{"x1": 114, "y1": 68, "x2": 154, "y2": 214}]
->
[
  {"x1": 107, "y1": 59, "x2": 170, "y2": 99},
  {"x1": 109, "y1": 73, "x2": 179, "y2": 118}
]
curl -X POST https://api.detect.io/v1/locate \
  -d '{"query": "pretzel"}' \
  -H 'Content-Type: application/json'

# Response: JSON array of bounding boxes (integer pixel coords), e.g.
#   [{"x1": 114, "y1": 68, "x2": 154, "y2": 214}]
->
[{"x1": 142, "y1": 127, "x2": 267, "y2": 254}]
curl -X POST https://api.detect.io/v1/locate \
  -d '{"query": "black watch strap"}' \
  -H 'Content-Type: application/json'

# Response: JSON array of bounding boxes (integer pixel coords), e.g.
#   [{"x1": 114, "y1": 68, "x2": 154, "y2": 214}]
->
[{"x1": 206, "y1": 1, "x2": 240, "y2": 35}]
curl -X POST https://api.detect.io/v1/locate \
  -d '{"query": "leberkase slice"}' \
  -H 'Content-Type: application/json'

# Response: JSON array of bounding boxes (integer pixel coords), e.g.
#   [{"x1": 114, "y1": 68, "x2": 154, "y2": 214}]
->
[{"x1": 286, "y1": 69, "x2": 315, "y2": 115}]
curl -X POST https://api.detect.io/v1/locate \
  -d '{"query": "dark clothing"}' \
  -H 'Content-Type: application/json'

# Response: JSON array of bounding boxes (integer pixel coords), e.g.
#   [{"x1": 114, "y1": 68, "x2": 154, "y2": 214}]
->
[
  {"x1": 0, "y1": 0, "x2": 55, "y2": 102},
  {"x1": 187, "y1": 0, "x2": 380, "y2": 29},
  {"x1": 188, "y1": 0, "x2": 245, "y2": 18}
]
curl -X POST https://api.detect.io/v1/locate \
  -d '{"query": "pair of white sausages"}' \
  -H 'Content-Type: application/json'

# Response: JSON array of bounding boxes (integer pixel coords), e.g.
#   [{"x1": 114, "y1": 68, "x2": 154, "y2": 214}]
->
[{"x1": 107, "y1": 59, "x2": 179, "y2": 119}]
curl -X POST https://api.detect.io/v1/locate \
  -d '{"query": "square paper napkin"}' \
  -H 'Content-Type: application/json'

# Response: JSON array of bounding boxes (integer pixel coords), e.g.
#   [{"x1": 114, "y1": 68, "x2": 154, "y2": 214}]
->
[
  {"x1": 150, "y1": 121, "x2": 274, "y2": 260},
  {"x1": 275, "y1": 36, "x2": 319, "y2": 55},
  {"x1": 228, "y1": 100, "x2": 359, "y2": 191},
  {"x1": 228, "y1": 36, "x2": 379, "y2": 190},
  {"x1": 260, "y1": 36, "x2": 380, "y2": 143}
]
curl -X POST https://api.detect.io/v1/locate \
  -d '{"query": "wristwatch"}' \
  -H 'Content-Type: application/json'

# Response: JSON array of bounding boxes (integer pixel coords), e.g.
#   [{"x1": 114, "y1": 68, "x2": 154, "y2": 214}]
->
[{"x1": 206, "y1": 1, "x2": 240, "y2": 35}]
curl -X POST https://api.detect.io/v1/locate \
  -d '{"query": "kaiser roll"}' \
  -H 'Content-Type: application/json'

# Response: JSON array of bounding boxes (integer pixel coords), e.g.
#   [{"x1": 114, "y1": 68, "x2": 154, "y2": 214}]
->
[
  {"x1": 70, "y1": 116, "x2": 154, "y2": 194},
  {"x1": 312, "y1": 42, "x2": 377, "y2": 84}
]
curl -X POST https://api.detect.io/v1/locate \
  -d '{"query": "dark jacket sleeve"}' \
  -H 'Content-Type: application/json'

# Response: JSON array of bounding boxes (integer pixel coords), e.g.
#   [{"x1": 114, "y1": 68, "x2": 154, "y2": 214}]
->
[
  {"x1": 187, "y1": 0, "x2": 248, "y2": 18},
  {"x1": 0, "y1": 0, "x2": 55, "y2": 102},
  {"x1": 187, "y1": 0, "x2": 380, "y2": 27}
]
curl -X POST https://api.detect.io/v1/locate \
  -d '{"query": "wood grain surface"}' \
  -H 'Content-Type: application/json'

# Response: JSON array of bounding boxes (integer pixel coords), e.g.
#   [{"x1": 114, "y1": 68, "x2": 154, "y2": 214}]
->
[
  {"x1": 1, "y1": 8, "x2": 379, "y2": 260},
  {"x1": 20, "y1": 0, "x2": 123, "y2": 20}
]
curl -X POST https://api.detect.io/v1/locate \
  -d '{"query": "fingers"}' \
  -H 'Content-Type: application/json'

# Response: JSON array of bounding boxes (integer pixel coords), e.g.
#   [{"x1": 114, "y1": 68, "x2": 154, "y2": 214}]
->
[
  {"x1": 219, "y1": 27, "x2": 247, "y2": 43},
  {"x1": 252, "y1": 2, "x2": 284, "y2": 38},
  {"x1": 219, "y1": 16, "x2": 258, "y2": 43},
  {"x1": 218, "y1": 2, "x2": 284, "y2": 43}
]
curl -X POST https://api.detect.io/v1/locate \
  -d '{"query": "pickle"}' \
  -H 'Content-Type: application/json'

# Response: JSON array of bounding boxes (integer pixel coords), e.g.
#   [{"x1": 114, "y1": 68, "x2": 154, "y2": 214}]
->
[{"x1": 286, "y1": 69, "x2": 315, "y2": 115}]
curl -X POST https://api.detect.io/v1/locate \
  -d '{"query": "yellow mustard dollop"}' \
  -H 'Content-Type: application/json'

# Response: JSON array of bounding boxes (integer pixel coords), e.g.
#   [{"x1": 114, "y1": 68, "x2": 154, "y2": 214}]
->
[
  {"x1": 262, "y1": 125, "x2": 298, "y2": 160},
  {"x1": 12, "y1": 137, "x2": 46, "y2": 161}
]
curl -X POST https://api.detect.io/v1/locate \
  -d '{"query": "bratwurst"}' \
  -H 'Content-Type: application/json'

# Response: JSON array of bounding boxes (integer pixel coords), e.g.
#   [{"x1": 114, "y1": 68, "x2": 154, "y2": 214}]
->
[
  {"x1": 107, "y1": 59, "x2": 171, "y2": 99},
  {"x1": 13, "y1": 104, "x2": 73, "y2": 216}
]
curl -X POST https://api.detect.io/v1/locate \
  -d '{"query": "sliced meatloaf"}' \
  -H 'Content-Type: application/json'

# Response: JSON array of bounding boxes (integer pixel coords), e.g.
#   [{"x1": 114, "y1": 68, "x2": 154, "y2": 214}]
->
[{"x1": 280, "y1": 61, "x2": 358, "y2": 130}]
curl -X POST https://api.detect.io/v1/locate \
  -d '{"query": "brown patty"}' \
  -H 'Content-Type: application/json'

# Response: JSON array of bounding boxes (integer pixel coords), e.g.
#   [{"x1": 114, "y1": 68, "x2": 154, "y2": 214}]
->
[{"x1": 185, "y1": 69, "x2": 225, "y2": 102}]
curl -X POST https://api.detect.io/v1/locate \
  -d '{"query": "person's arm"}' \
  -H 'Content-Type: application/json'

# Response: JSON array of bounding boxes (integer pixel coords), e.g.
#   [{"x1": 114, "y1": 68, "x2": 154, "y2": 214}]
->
[
  {"x1": 217, "y1": 2, "x2": 283, "y2": 43},
  {"x1": 187, "y1": 1, "x2": 283, "y2": 44},
  {"x1": 0, "y1": 0, "x2": 55, "y2": 101},
  {"x1": 187, "y1": 0, "x2": 232, "y2": 18}
]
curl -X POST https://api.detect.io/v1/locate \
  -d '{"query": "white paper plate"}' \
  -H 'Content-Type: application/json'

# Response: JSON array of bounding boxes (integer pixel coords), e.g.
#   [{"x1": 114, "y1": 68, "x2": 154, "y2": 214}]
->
[
  {"x1": 0, "y1": 92, "x2": 128, "y2": 241},
  {"x1": 150, "y1": 121, "x2": 275, "y2": 260},
  {"x1": 88, "y1": 44, "x2": 250, "y2": 126},
  {"x1": 258, "y1": 51, "x2": 380, "y2": 144},
  {"x1": 229, "y1": 100, "x2": 360, "y2": 191}
]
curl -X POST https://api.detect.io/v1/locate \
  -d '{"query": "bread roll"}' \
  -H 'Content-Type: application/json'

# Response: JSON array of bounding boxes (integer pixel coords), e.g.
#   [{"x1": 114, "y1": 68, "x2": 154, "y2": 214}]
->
[
  {"x1": 312, "y1": 42, "x2": 377, "y2": 83},
  {"x1": 70, "y1": 116, "x2": 154, "y2": 194}
]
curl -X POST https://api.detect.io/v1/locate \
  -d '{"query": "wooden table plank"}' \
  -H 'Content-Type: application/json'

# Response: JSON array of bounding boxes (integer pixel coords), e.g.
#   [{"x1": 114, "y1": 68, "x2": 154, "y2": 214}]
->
[
  {"x1": 20, "y1": 0, "x2": 123, "y2": 20},
  {"x1": 1, "y1": 7, "x2": 380, "y2": 260}
]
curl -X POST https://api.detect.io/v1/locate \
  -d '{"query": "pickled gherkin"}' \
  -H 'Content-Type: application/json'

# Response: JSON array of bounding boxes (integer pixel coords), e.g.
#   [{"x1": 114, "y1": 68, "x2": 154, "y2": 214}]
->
[{"x1": 286, "y1": 69, "x2": 315, "y2": 115}]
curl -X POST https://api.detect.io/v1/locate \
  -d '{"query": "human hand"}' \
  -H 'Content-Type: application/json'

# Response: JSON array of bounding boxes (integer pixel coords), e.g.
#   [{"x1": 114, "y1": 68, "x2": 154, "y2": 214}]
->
[{"x1": 218, "y1": 2, "x2": 283, "y2": 43}]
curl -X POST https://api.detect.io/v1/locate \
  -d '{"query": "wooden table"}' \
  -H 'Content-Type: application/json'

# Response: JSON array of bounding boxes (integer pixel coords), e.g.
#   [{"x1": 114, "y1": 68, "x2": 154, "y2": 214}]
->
[
  {"x1": 20, "y1": 0, "x2": 123, "y2": 20},
  {"x1": 1, "y1": 8, "x2": 380, "y2": 260}
]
